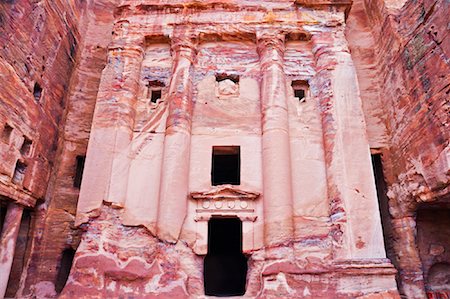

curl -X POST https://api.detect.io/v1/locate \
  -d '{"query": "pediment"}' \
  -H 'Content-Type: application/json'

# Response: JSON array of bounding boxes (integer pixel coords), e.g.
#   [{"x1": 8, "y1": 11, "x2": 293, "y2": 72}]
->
[{"x1": 190, "y1": 185, "x2": 260, "y2": 201}]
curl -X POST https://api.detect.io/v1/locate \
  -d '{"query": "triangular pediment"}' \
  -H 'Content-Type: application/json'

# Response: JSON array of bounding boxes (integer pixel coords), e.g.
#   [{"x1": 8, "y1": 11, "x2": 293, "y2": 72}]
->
[{"x1": 190, "y1": 185, "x2": 260, "y2": 200}]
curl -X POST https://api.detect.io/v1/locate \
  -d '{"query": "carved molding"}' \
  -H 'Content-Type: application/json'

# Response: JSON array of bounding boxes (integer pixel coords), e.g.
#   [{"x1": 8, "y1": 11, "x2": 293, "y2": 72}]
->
[
  {"x1": 191, "y1": 186, "x2": 260, "y2": 219},
  {"x1": 190, "y1": 185, "x2": 260, "y2": 201}
]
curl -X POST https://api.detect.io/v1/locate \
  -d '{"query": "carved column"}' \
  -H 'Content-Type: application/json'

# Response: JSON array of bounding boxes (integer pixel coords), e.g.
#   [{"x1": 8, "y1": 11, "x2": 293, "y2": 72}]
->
[
  {"x1": 257, "y1": 31, "x2": 294, "y2": 248},
  {"x1": 312, "y1": 30, "x2": 386, "y2": 259},
  {"x1": 0, "y1": 202, "x2": 24, "y2": 298},
  {"x1": 157, "y1": 31, "x2": 197, "y2": 242},
  {"x1": 76, "y1": 34, "x2": 144, "y2": 222},
  {"x1": 391, "y1": 216, "x2": 427, "y2": 299}
]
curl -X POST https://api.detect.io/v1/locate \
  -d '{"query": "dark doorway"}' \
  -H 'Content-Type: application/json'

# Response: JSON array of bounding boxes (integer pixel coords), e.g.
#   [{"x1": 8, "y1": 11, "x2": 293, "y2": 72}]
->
[
  {"x1": 204, "y1": 217, "x2": 247, "y2": 296},
  {"x1": 211, "y1": 146, "x2": 240, "y2": 186},
  {"x1": 55, "y1": 248, "x2": 76, "y2": 293}
]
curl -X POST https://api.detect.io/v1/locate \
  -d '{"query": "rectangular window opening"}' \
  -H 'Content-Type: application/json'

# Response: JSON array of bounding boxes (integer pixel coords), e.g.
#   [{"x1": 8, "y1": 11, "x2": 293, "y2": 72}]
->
[
  {"x1": 147, "y1": 80, "x2": 164, "y2": 103},
  {"x1": 215, "y1": 73, "x2": 239, "y2": 84},
  {"x1": 292, "y1": 80, "x2": 309, "y2": 101},
  {"x1": 211, "y1": 146, "x2": 240, "y2": 186},
  {"x1": 12, "y1": 161, "x2": 27, "y2": 185},
  {"x1": 73, "y1": 155, "x2": 86, "y2": 188},
  {"x1": 20, "y1": 137, "x2": 32, "y2": 156},
  {"x1": 2, "y1": 124, "x2": 13, "y2": 143},
  {"x1": 33, "y1": 83, "x2": 43, "y2": 102},
  {"x1": 294, "y1": 88, "x2": 305, "y2": 99},
  {"x1": 151, "y1": 89, "x2": 162, "y2": 103}
]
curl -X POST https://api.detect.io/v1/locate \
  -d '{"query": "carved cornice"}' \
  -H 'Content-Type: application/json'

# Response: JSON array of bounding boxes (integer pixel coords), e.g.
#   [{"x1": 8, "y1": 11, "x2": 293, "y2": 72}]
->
[
  {"x1": 114, "y1": 1, "x2": 352, "y2": 18},
  {"x1": 294, "y1": 0, "x2": 352, "y2": 7},
  {"x1": 190, "y1": 186, "x2": 260, "y2": 201},
  {"x1": 170, "y1": 27, "x2": 199, "y2": 58}
]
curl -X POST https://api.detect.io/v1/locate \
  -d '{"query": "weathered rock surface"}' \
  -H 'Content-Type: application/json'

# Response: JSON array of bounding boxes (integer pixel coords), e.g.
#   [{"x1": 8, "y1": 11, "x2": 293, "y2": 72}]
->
[{"x1": 0, "y1": 0, "x2": 448, "y2": 298}]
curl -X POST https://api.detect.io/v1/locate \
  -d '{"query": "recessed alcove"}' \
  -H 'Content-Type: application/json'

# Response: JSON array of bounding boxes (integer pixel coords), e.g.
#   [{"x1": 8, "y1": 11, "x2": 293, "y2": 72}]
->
[
  {"x1": 20, "y1": 137, "x2": 32, "y2": 156},
  {"x1": 2, "y1": 124, "x2": 13, "y2": 143},
  {"x1": 73, "y1": 155, "x2": 86, "y2": 188},
  {"x1": 12, "y1": 161, "x2": 27, "y2": 184},
  {"x1": 146, "y1": 80, "x2": 164, "y2": 104}
]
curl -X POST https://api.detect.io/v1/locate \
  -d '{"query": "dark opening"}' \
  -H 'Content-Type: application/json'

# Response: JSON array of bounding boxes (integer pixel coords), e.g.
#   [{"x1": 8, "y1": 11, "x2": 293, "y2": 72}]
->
[
  {"x1": 150, "y1": 89, "x2": 162, "y2": 103},
  {"x1": 2, "y1": 124, "x2": 13, "y2": 143},
  {"x1": 416, "y1": 209, "x2": 450, "y2": 293},
  {"x1": 73, "y1": 155, "x2": 86, "y2": 188},
  {"x1": 20, "y1": 137, "x2": 32, "y2": 156},
  {"x1": 204, "y1": 217, "x2": 247, "y2": 296},
  {"x1": 33, "y1": 83, "x2": 43, "y2": 102},
  {"x1": 211, "y1": 146, "x2": 240, "y2": 186},
  {"x1": 292, "y1": 80, "x2": 309, "y2": 101},
  {"x1": 0, "y1": 202, "x2": 7, "y2": 235},
  {"x1": 371, "y1": 154, "x2": 400, "y2": 288},
  {"x1": 6, "y1": 209, "x2": 32, "y2": 298},
  {"x1": 294, "y1": 88, "x2": 305, "y2": 99},
  {"x1": 55, "y1": 248, "x2": 76, "y2": 293},
  {"x1": 147, "y1": 80, "x2": 164, "y2": 103},
  {"x1": 12, "y1": 161, "x2": 27, "y2": 184},
  {"x1": 216, "y1": 73, "x2": 239, "y2": 84}
]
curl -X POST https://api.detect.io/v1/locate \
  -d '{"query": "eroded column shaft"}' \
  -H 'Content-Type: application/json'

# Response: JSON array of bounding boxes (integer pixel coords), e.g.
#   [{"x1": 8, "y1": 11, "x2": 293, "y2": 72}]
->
[
  {"x1": 76, "y1": 39, "x2": 144, "y2": 222},
  {"x1": 157, "y1": 33, "x2": 197, "y2": 242},
  {"x1": 0, "y1": 203, "x2": 24, "y2": 298}
]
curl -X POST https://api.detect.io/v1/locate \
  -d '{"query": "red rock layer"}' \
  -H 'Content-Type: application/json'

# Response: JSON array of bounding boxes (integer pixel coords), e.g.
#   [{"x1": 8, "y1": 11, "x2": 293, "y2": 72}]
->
[
  {"x1": 347, "y1": 0, "x2": 449, "y2": 297},
  {"x1": 0, "y1": 0, "x2": 85, "y2": 297},
  {"x1": 0, "y1": 0, "x2": 447, "y2": 298}
]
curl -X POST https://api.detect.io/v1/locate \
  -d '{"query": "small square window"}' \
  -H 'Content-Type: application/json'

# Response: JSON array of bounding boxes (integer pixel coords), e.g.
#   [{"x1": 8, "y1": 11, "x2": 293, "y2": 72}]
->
[
  {"x1": 294, "y1": 89, "x2": 305, "y2": 99},
  {"x1": 150, "y1": 89, "x2": 162, "y2": 103},
  {"x1": 146, "y1": 81, "x2": 164, "y2": 103},
  {"x1": 211, "y1": 146, "x2": 240, "y2": 186},
  {"x1": 292, "y1": 80, "x2": 309, "y2": 102}
]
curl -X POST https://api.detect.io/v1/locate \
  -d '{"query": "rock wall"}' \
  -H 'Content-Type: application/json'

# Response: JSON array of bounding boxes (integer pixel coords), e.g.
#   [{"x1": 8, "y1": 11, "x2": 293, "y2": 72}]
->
[
  {"x1": 0, "y1": 0, "x2": 86, "y2": 297},
  {"x1": 347, "y1": 0, "x2": 449, "y2": 297},
  {"x1": 0, "y1": 0, "x2": 84, "y2": 207},
  {"x1": 0, "y1": 0, "x2": 448, "y2": 298},
  {"x1": 18, "y1": 0, "x2": 119, "y2": 297}
]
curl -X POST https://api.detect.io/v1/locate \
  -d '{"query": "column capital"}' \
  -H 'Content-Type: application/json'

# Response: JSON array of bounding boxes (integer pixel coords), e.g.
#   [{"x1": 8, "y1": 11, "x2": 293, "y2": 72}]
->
[
  {"x1": 170, "y1": 29, "x2": 198, "y2": 59},
  {"x1": 256, "y1": 30, "x2": 285, "y2": 57}
]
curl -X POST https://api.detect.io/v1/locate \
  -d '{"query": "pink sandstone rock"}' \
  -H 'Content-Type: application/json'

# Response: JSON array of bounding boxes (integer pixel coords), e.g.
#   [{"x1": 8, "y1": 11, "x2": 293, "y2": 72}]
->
[{"x1": 0, "y1": 0, "x2": 448, "y2": 298}]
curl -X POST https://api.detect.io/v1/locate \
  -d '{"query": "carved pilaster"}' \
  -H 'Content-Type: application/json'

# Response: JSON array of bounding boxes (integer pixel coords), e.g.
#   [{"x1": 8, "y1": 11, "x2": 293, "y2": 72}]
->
[
  {"x1": 76, "y1": 34, "x2": 145, "y2": 223},
  {"x1": 156, "y1": 28, "x2": 198, "y2": 242}
]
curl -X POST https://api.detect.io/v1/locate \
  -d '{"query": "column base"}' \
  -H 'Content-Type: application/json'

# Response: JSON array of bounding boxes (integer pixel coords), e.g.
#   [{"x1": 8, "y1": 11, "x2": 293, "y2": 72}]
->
[{"x1": 256, "y1": 258, "x2": 400, "y2": 298}]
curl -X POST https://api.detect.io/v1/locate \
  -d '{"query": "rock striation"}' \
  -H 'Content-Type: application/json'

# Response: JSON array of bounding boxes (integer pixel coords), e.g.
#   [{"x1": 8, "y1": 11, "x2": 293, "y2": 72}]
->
[{"x1": 0, "y1": 0, "x2": 448, "y2": 298}]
